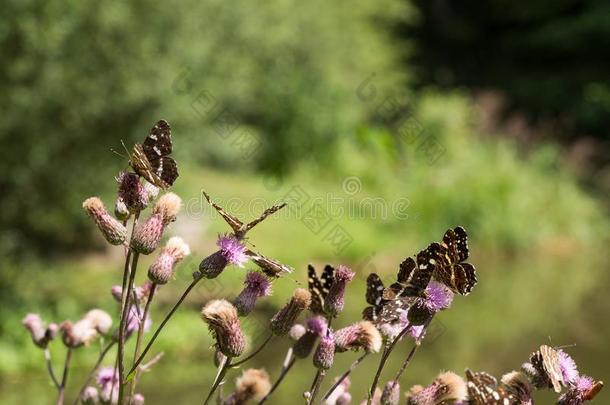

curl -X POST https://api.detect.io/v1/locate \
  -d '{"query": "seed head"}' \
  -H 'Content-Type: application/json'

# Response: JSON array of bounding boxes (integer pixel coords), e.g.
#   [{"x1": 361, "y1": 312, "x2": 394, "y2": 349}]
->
[
  {"x1": 148, "y1": 236, "x2": 191, "y2": 284},
  {"x1": 153, "y1": 192, "x2": 182, "y2": 224},
  {"x1": 83, "y1": 197, "x2": 127, "y2": 245},
  {"x1": 406, "y1": 371, "x2": 467, "y2": 405},
  {"x1": 22, "y1": 313, "x2": 58, "y2": 349},
  {"x1": 324, "y1": 265, "x2": 354, "y2": 317},
  {"x1": 270, "y1": 288, "x2": 311, "y2": 336},
  {"x1": 234, "y1": 271, "x2": 272, "y2": 316},
  {"x1": 501, "y1": 371, "x2": 533, "y2": 404},
  {"x1": 84, "y1": 309, "x2": 113, "y2": 335},
  {"x1": 334, "y1": 321, "x2": 382, "y2": 353},
  {"x1": 224, "y1": 368, "x2": 271, "y2": 405},
  {"x1": 201, "y1": 300, "x2": 246, "y2": 357}
]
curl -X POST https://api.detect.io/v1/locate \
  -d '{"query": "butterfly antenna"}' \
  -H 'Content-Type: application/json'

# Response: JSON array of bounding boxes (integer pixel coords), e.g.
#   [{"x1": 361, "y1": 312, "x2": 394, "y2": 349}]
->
[
  {"x1": 110, "y1": 147, "x2": 127, "y2": 159},
  {"x1": 120, "y1": 139, "x2": 131, "y2": 159}
]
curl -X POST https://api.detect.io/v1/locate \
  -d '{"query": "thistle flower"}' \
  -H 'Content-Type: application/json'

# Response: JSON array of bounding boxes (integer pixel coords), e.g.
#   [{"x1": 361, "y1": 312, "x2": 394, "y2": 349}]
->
[
  {"x1": 224, "y1": 368, "x2": 271, "y2": 405},
  {"x1": 132, "y1": 393, "x2": 145, "y2": 405},
  {"x1": 406, "y1": 371, "x2": 467, "y2": 405},
  {"x1": 131, "y1": 193, "x2": 182, "y2": 254},
  {"x1": 270, "y1": 288, "x2": 311, "y2": 336},
  {"x1": 234, "y1": 271, "x2": 272, "y2": 316},
  {"x1": 81, "y1": 386, "x2": 99, "y2": 405},
  {"x1": 116, "y1": 171, "x2": 148, "y2": 213},
  {"x1": 294, "y1": 316, "x2": 327, "y2": 358},
  {"x1": 201, "y1": 300, "x2": 246, "y2": 357},
  {"x1": 381, "y1": 381, "x2": 400, "y2": 405},
  {"x1": 289, "y1": 324, "x2": 307, "y2": 341},
  {"x1": 334, "y1": 321, "x2": 382, "y2": 353},
  {"x1": 22, "y1": 313, "x2": 58, "y2": 349},
  {"x1": 313, "y1": 332, "x2": 335, "y2": 370},
  {"x1": 198, "y1": 234, "x2": 248, "y2": 279},
  {"x1": 84, "y1": 309, "x2": 113, "y2": 335},
  {"x1": 558, "y1": 349, "x2": 579, "y2": 384},
  {"x1": 558, "y1": 375, "x2": 604, "y2": 405},
  {"x1": 83, "y1": 197, "x2": 127, "y2": 245},
  {"x1": 501, "y1": 371, "x2": 533, "y2": 405},
  {"x1": 60, "y1": 317, "x2": 99, "y2": 348},
  {"x1": 324, "y1": 265, "x2": 355, "y2": 317},
  {"x1": 124, "y1": 306, "x2": 152, "y2": 339},
  {"x1": 110, "y1": 282, "x2": 153, "y2": 304},
  {"x1": 408, "y1": 281, "x2": 454, "y2": 326},
  {"x1": 148, "y1": 236, "x2": 191, "y2": 284},
  {"x1": 96, "y1": 367, "x2": 118, "y2": 404}
]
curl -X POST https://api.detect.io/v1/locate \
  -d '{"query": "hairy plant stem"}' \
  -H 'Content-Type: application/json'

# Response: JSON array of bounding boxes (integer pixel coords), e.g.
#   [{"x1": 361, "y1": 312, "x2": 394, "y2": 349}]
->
[
  {"x1": 229, "y1": 333, "x2": 273, "y2": 367},
  {"x1": 389, "y1": 319, "x2": 432, "y2": 393},
  {"x1": 45, "y1": 348, "x2": 60, "y2": 389},
  {"x1": 204, "y1": 355, "x2": 232, "y2": 405},
  {"x1": 307, "y1": 369, "x2": 326, "y2": 405},
  {"x1": 126, "y1": 276, "x2": 203, "y2": 379},
  {"x1": 56, "y1": 348, "x2": 73, "y2": 405},
  {"x1": 128, "y1": 283, "x2": 157, "y2": 404},
  {"x1": 72, "y1": 341, "x2": 116, "y2": 405},
  {"x1": 322, "y1": 352, "x2": 369, "y2": 401},
  {"x1": 258, "y1": 350, "x2": 295, "y2": 405}
]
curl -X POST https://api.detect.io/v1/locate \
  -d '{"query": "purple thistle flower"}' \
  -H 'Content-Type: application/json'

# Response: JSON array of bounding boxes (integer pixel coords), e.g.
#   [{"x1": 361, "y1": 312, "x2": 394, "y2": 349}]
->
[
  {"x1": 116, "y1": 171, "x2": 148, "y2": 213},
  {"x1": 558, "y1": 349, "x2": 579, "y2": 384},
  {"x1": 313, "y1": 332, "x2": 335, "y2": 370},
  {"x1": 234, "y1": 271, "x2": 272, "y2": 316},
  {"x1": 293, "y1": 316, "x2": 328, "y2": 359},
  {"x1": 558, "y1": 375, "x2": 603, "y2": 405},
  {"x1": 96, "y1": 367, "x2": 118, "y2": 404},
  {"x1": 324, "y1": 265, "x2": 355, "y2": 317},
  {"x1": 199, "y1": 235, "x2": 248, "y2": 279},
  {"x1": 423, "y1": 281, "x2": 454, "y2": 312}
]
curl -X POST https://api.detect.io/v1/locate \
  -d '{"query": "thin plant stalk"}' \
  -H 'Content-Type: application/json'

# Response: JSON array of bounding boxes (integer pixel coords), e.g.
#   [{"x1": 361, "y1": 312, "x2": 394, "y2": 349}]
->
[
  {"x1": 72, "y1": 341, "x2": 116, "y2": 405},
  {"x1": 128, "y1": 283, "x2": 157, "y2": 404},
  {"x1": 56, "y1": 348, "x2": 73, "y2": 405},
  {"x1": 45, "y1": 348, "x2": 60, "y2": 389},
  {"x1": 258, "y1": 351, "x2": 296, "y2": 405},
  {"x1": 204, "y1": 355, "x2": 232, "y2": 405},
  {"x1": 307, "y1": 369, "x2": 326, "y2": 405},
  {"x1": 389, "y1": 320, "x2": 431, "y2": 393},
  {"x1": 229, "y1": 333, "x2": 273, "y2": 367},
  {"x1": 322, "y1": 352, "x2": 369, "y2": 401},
  {"x1": 126, "y1": 276, "x2": 203, "y2": 380}
]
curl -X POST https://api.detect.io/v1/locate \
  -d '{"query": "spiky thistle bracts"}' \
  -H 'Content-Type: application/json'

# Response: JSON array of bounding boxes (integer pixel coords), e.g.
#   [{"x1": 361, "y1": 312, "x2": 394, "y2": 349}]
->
[
  {"x1": 131, "y1": 192, "x2": 182, "y2": 254},
  {"x1": 406, "y1": 371, "x2": 467, "y2": 405},
  {"x1": 324, "y1": 265, "x2": 355, "y2": 317},
  {"x1": 83, "y1": 197, "x2": 128, "y2": 245},
  {"x1": 313, "y1": 332, "x2": 335, "y2": 370},
  {"x1": 270, "y1": 288, "x2": 311, "y2": 336},
  {"x1": 234, "y1": 271, "x2": 272, "y2": 316},
  {"x1": 223, "y1": 368, "x2": 271, "y2": 405},
  {"x1": 201, "y1": 300, "x2": 246, "y2": 357},
  {"x1": 148, "y1": 236, "x2": 191, "y2": 284},
  {"x1": 334, "y1": 321, "x2": 382, "y2": 353}
]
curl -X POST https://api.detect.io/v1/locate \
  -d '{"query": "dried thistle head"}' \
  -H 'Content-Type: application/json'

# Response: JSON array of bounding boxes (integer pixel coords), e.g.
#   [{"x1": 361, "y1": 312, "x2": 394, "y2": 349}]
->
[
  {"x1": 270, "y1": 288, "x2": 311, "y2": 336},
  {"x1": 148, "y1": 236, "x2": 191, "y2": 284},
  {"x1": 22, "y1": 313, "x2": 58, "y2": 349},
  {"x1": 501, "y1": 371, "x2": 533, "y2": 404},
  {"x1": 406, "y1": 371, "x2": 467, "y2": 405},
  {"x1": 84, "y1": 309, "x2": 113, "y2": 335},
  {"x1": 224, "y1": 368, "x2": 271, "y2": 405},
  {"x1": 83, "y1": 197, "x2": 127, "y2": 245},
  {"x1": 201, "y1": 300, "x2": 246, "y2": 357},
  {"x1": 153, "y1": 192, "x2": 182, "y2": 224},
  {"x1": 130, "y1": 214, "x2": 165, "y2": 254},
  {"x1": 334, "y1": 321, "x2": 382, "y2": 353}
]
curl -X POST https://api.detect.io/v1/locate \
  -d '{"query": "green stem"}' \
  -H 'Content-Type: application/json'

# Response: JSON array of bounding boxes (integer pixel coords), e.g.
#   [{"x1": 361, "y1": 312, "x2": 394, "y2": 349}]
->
[
  {"x1": 203, "y1": 355, "x2": 232, "y2": 405},
  {"x1": 45, "y1": 348, "x2": 60, "y2": 389},
  {"x1": 258, "y1": 351, "x2": 295, "y2": 405},
  {"x1": 118, "y1": 251, "x2": 140, "y2": 404},
  {"x1": 322, "y1": 352, "x2": 369, "y2": 401},
  {"x1": 56, "y1": 348, "x2": 73, "y2": 405}
]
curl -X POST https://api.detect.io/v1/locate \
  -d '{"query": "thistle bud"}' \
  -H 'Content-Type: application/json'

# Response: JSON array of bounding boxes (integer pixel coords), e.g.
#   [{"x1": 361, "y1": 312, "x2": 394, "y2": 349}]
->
[
  {"x1": 83, "y1": 197, "x2": 127, "y2": 245},
  {"x1": 224, "y1": 368, "x2": 271, "y2": 405},
  {"x1": 381, "y1": 381, "x2": 400, "y2": 405},
  {"x1": 313, "y1": 332, "x2": 335, "y2": 370},
  {"x1": 234, "y1": 272, "x2": 272, "y2": 316},
  {"x1": 324, "y1": 265, "x2": 354, "y2": 317},
  {"x1": 199, "y1": 235, "x2": 247, "y2": 279},
  {"x1": 81, "y1": 386, "x2": 99, "y2": 405},
  {"x1": 148, "y1": 236, "x2": 191, "y2": 284},
  {"x1": 84, "y1": 309, "x2": 113, "y2": 335},
  {"x1": 334, "y1": 321, "x2": 382, "y2": 353},
  {"x1": 22, "y1": 313, "x2": 58, "y2": 349},
  {"x1": 270, "y1": 288, "x2": 311, "y2": 336},
  {"x1": 131, "y1": 193, "x2": 182, "y2": 254},
  {"x1": 406, "y1": 371, "x2": 466, "y2": 405},
  {"x1": 96, "y1": 367, "x2": 118, "y2": 405},
  {"x1": 293, "y1": 316, "x2": 327, "y2": 359},
  {"x1": 116, "y1": 171, "x2": 148, "y2": 213},
  {"x1": 201, "y1": 300, "x2": 246, "y2": 357}
]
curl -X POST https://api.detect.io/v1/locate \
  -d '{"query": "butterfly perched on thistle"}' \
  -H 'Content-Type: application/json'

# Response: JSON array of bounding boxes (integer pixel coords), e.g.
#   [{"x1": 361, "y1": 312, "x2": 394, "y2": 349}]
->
[
  {"x1": 382, "y1": 247, "x2": 437, "y2": 301},
  {"x1": 466, "y1": 369, "x2": 522, "y2": 405},
  {"x1": 129, "y1": 120, "x2": 179, "y2": 189},
  {"x1": 308, "y1": 264, "x2": 335, "y2": 314},
  {"x1": 362, "y1": 273, "x2": 412, "y2": 325},
  {"x1": 526, "y1": 344, "x2": 569, "y2": 393}
]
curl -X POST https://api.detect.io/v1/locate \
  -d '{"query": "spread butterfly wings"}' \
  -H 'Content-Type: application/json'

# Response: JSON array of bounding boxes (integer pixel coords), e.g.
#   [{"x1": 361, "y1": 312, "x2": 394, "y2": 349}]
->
[
  {"x1": 246, "y1": 249, "x2": 293, "y2": 277},
  {"x1": 383, "y1": 248, "x2": 435, "y2": 301},
  {"x1": 430, "y1": 226, "x2": 477, "y2": 295},
  {"x1": 308, "y1": 264, "x2": 335, "y2": 314},
  {"x1": 130, "y1": 120, "x2": 179, "y2": 189},
  {"x1": 466, "y1": 369, "x2": 519, "y2": 405},
  {"x1": 363, "y1": 273, "x2": 411, "y2": 324}
]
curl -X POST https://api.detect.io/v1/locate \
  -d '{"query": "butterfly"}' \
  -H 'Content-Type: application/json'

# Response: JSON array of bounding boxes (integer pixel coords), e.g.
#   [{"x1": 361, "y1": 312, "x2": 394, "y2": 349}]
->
[
  {"x1": 308, "y1": 264, "x2": 335, "y2": 314},
  {"x1": 382, "y1": 247, "x2": 437, "y2": 301},
  {"x1": 362, "y1": 273, "x2": 411, "y2": 325},
  {"x1": 203, "y1": 191, "x2": 286, "y2": 239},
  {"x1": 246, "y1": 249, "x2": 293, "y2": 277},
  {"x1": 129, "y1": 120, "x2": 179, "y2": 189},
  {"x1": 466, "y1": 369, "x2": 521, "y2": 405},
  {"x1": 528, "y1": 345, "x2": 565, "y2": 393},
  {"x1": 427, "y1": 226, "x2": 477, "y2": 295}
]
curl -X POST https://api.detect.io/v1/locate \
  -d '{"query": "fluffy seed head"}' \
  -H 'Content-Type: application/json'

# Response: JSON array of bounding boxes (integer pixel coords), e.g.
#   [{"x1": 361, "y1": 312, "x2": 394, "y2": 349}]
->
[
  {"x1": 313, "y1": 333, "x2": 335, "y2": 370},
  {"x1": 83, "y1": 197, "x2": 127, "y2": 245},
  {"x1": 85, "y1": 309, "x2": 113, "y2": 334},
  {"x1": 22, "y1": 313, "x2": 57, "y2": 349},
  {"x1": 406, "y1": 372, "x2": 467, "y2": 405},
  {"x1": 381, "y1": 381, "x2": 400, "y2": 405},
  {"x1": 201, "y1": 300, "x2": 246, "y2": 357},
  {"x1": 234, "y1": 272, "x2": 272, "y2": 316},
  {"x1": 148, "y1": 237, "x2": 190, "y2": 284},
  {"x1": 81, "y1": 386, "x2": 99, "y2": 405},
  {"x1": 116, "y1": 171, "x2": 148, "y2": 213},
  {"x1": 501, "y1": 371, "x2": 533, "y2": 404},
  {"x1": 60, "y1": 318, "x2": 99, "y2": 348},
  {"x1": 226, "y1": 368, "x2": 271, "y2": 404},
  {"x1": 270, "y1": 288, "x2": 311, "y2": 336},
  {"x1": 153, "y1": 192, "x2": 182, "y2": 224},
  {"x1": 334, "y1": 321, "x2": 382, "y2": 353},
  {"x1": 324, "y1": 265, "x2": 355, "y2": 317}
]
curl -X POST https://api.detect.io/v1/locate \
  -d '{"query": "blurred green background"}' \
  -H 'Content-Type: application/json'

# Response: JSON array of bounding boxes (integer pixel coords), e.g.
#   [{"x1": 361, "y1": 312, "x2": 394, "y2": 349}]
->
[{"x1": 1, "y1": 0, "x2": 609, "y2": 403}]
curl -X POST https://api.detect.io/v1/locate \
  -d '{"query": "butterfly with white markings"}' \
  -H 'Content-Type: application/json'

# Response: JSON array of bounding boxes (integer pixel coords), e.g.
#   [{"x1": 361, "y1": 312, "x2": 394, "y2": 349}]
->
[
  {"x1": 466, "y1": 369, "x2": 522, "y2": 405},
  {"x1": 246, "y1": 249, "x2": 293, "y2": 278},
  {"x1": 363, "y1": 273, "x2": 412, "y2": 325},
  {"x1": 129, "y1": 120, "x2": 178, "y2": 189},
  {"x1": 308, "y1": 264, "x2": 335, "y2": 315},
  {"x1": 428, "y1": 226, "x2": 477, "y2": 295}
]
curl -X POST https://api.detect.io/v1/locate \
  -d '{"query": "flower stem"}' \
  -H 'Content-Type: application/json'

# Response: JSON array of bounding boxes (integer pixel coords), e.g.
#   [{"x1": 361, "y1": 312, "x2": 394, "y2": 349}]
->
[
  {"x1": 128, "y1": 283, "x2": 157, "y2": 404},
  {"x1": 389, "y1": 320, "x2": 432, "y2": 393},
  {"x1": 203, "y1": 355, "x2": 232, "y2": 405},
  {"x1": 258, "y1": 350, "x2": 296, "y2": 405},
  {"x1": 56, "y1": 348, "x2": 73, "y2": 405},
  {"x1": 44, "y1": 348, "x2": 60, "y2": 389},
  {"x1": 322, "y1": 352, "x2": 369, "y2": 401},
  {"x1": 118, "y1": 250, "x2": 140, "y2": 404},
  {"x1": 307, "y1": 369, "x2": 326, "y2": 405},
  {"x1": 126, "y1": 276, "x2": 203, "y2": 380},
  {"x1": 72, "y1": 341, "x2": 116, "y2": 405},
  {"x1": 230, "y1": 333, "x2": 273, "y2": 367}
]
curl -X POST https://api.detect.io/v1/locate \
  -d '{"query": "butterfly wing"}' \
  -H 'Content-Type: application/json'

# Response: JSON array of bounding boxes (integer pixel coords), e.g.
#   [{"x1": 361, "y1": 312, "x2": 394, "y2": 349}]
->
[
  {"x1": 142, "y1": 120, "x2": 173, "y2": 157},
  {"x1": 431, "y1": 227, "x2": 477, "y2": 295},
  {"x1": 540, "y1": 345, "x2": 564, "y2": 393},
  {"x1": 131, "y1": 120, "x2": 178, "y2": 189},
  {"x1": 203, "y1": 191, "x2": 244, "y2": 233},
  {"x1": 363, "y1": 273, "x2": 385, "y2": 321},
  {"x1": 149, "y1": 156, "x2": 178, "y2": 188},
  {"x1": 308, "y1": 265, "x2": 325, "y2": 314},
  {"x1": 130, "y1": 143, "x2": 167, "y2": 188},
  {"x1": 466, "y1": 369, "x2": 518, "y2": 405},
  {"x1": 246, "y1": 249, "x2": 293, "y2": 277},
  {"x1": 245, "y1": 202, "x2": 287, "y2": 231}
]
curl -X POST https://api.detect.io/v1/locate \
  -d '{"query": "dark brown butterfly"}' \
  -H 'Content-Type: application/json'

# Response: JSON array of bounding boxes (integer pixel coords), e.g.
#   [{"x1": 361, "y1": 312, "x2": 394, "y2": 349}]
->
[
  {"x1": 363, "y1": 273, "x2": 411, "y2": 325},
  {"x1": 466, "y1": 369, "x2": 520, "y2": 405},
  {"x1": 246, "y1": 249, "x2": 293, "y2": 277},
  {"x1": 308, "y1": 264, "x2": 335, "y2": 314},
  {"x1": 428, "y1": 226, "x2": 477, "y2": 295},
  {"x1": 129, "y1": 120, "x2": 179, "y2": 189},
  {"x1": 382, "y1": 247, "x2": 437, "y2": 301},
  {"x1": 203, "y1": 191, "x2": 286, "y2": 239}
]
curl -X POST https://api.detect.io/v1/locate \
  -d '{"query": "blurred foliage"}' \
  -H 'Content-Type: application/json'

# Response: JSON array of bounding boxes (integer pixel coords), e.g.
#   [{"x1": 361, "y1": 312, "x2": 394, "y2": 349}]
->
[
  {"x1": 403, "y1": 0, "x2": 610, "y2": 145},
  {"x1": 0, "y1": 0, "x2": 406, "y2": 258}
]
